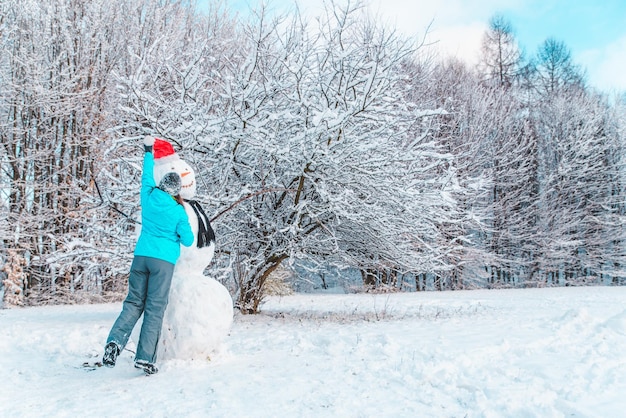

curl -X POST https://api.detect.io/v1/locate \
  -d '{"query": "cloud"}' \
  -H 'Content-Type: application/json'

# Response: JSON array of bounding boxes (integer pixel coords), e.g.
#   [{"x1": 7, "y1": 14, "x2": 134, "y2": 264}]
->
[
  {"x1": 357, "y1": 0, "x2": 492, "y2": 64},
  {"x1": 268, "y1": 0, "x2": 491, "y2": 65},
  {"x1": 363, "y1": 0, "x2": 538, "y2": 65},
  {"x1": 422, "y1": 22, "x2": 487, "y2": 65},
  {"x1": 578, "y1": 33, "x2": 626, "y2": 93},
  {"x1": 590, "y1": 34, "x2": 626, "y2": 93}
]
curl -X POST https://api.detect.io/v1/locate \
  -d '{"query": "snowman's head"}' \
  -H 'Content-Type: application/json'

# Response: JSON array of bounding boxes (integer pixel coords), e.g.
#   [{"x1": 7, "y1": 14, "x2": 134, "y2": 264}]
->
[{"x1": 152, "y1": 139, "x2": 197, "y2": 199}]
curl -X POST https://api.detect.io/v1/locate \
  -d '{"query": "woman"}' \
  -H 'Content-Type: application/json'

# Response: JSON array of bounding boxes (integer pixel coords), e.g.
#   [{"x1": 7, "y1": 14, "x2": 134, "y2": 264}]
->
[{"x1": 102, "y1": 136, "x2": 194, "y2": 375}]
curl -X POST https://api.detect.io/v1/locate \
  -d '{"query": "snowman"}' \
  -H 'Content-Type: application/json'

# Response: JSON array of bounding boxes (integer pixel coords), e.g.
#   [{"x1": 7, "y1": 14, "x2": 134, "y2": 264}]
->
[{"x1": 150, "y1": 138, "x2": 233, "y2": 361}]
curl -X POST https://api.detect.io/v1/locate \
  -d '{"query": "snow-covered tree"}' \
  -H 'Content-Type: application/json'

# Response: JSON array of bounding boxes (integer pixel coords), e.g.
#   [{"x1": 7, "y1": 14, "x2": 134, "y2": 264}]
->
[
  {"x1": 0, "y1": 0, "x2": 134, "y2": 303},
  {"x1": 478, "y1": 15, "x2": 523, "y2": 89},
  {"x1": 426, "y1": 61, "x2": 538, "y2": 288},
  {"x1": 114, "y1": 1, "x2": 455, "y2": 311},
  {"x1": 530, "y1": 91, "x2": 626, "y2": 285},
  {"x1": 530, "y1": 38, "x2": 585, "y2": 96}
]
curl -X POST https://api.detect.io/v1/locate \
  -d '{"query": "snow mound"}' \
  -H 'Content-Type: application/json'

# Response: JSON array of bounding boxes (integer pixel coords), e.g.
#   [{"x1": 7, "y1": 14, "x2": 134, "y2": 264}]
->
[{"x1": 158, "y1": 268, "x2": 233, "y2": 360}]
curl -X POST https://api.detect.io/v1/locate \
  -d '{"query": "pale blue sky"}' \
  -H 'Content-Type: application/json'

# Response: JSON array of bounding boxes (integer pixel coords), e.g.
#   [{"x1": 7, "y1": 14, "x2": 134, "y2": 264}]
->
[{"x1": 215, "y1": 0, "x2": 626, "y2": 93}]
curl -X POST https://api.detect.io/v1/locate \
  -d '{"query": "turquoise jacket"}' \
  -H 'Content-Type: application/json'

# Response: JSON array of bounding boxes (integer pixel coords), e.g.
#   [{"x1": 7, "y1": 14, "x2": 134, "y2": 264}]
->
[{"x1": 134, "y1": 152, "x2": 194, "y2": 265}]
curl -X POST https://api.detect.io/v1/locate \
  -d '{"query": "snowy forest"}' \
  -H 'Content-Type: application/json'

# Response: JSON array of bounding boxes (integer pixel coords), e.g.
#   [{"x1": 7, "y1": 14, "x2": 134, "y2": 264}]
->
[{"x1": 1, "y1": 0, "x2": 625, "y2": 312}]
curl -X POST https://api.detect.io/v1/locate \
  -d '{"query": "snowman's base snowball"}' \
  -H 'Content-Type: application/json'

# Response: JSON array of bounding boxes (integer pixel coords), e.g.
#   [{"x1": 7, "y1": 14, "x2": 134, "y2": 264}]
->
[{"x1": 158, "y1": 272, "x2": 233, "y2": 361}]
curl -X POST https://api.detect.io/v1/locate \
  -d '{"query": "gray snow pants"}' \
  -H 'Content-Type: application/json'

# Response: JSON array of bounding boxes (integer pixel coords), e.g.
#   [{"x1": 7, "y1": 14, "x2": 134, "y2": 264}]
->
[{"x1": 106, "y1": 256, "x2": 175, "y2": 363}]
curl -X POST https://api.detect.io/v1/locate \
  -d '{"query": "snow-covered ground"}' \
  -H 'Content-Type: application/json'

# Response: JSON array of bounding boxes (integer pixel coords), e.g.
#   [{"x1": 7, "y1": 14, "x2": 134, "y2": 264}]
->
[{"x1": 1, "y1": 286, "x2": 626, "y2": 417}]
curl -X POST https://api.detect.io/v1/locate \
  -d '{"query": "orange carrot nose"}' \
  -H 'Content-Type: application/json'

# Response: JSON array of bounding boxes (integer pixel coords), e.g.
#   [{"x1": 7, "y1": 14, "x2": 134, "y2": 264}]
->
[{"x1": 181, "y1": 171, "x2": 191, "y2": 177}]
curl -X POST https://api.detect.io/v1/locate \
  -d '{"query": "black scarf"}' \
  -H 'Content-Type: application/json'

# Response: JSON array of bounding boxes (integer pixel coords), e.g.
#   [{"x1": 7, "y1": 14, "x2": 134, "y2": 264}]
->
[{"x1": 185, "y1": 199, "x2": 216, "y2": 248}]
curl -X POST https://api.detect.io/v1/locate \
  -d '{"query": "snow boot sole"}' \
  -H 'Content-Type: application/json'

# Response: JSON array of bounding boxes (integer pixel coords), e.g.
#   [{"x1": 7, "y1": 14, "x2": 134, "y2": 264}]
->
[{"x1": 102, "y1": 342, "x2": 120, "y2": 368}]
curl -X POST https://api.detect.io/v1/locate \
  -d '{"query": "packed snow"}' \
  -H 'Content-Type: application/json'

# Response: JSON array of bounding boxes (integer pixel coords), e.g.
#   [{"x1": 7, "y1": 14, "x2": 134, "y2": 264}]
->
[{"x1": 1, "y1": 286, "x2": 626, "y2": 417}]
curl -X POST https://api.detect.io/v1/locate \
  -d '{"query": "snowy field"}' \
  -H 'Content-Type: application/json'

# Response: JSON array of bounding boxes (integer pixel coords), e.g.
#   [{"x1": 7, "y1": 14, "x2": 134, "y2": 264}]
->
[{"x1": 1, "y1": 287, "x2": 626, "y2": 417}]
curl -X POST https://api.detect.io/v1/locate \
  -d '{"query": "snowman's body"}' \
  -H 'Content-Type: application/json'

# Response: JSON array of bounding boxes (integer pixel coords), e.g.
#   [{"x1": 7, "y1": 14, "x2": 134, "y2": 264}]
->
[{"x1": 150, "y1": 142, "x2": 233, "y2": 361}]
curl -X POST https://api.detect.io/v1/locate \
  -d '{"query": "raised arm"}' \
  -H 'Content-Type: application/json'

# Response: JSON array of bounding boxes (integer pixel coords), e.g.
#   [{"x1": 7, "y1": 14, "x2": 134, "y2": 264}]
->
[{"x1": 141, "y1": 136, "x2": 157, "y2": 200}]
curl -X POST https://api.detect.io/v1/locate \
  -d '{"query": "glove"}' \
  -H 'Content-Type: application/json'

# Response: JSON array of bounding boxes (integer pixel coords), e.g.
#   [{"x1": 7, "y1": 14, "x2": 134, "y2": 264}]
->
[{"x1": 143, "y1": 136, "x2": 155, "y2": 153}]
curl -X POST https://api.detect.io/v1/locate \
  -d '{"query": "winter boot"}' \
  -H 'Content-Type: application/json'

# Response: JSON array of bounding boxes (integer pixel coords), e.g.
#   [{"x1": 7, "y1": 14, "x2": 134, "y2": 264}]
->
[
  {"x1": 134, "y1": 359, "x2": 158, "y2": 375},
  {"x1": 102, "y1": 342, "x2": 120, "y2": 367}
]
